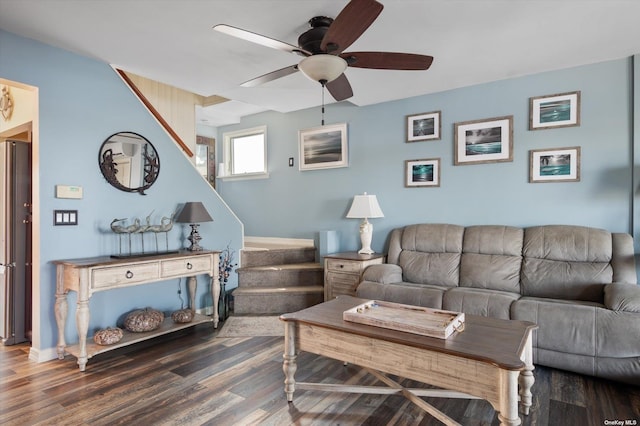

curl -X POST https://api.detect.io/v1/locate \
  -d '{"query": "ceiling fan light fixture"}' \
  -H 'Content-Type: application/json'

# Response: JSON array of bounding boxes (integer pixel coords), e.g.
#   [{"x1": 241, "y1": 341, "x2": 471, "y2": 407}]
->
[{"x1": 298, "y1": 54, "x2": 347, "y2": 84}]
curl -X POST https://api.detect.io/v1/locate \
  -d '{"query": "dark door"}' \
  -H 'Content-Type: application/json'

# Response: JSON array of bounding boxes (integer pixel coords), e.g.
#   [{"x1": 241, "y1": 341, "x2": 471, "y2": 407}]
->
[{"x1": 1, "y1": 140, "x2": 32, "y2": 345}]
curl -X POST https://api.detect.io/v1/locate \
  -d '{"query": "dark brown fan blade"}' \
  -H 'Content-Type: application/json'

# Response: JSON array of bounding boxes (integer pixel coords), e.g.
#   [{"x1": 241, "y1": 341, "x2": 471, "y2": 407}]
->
[
  {"x1": 341, "y1": 52, "x2": 434, "y2": 70},
  {"x1": 214, "y1": 24, "x2": 311, "y2": 56},
  {"x1": 326, "y1": 74, "x2": 353, "y2": 101},
  {"x1": 320, "y1": 0, "x2": 383, "y2": 54},
  {"x1": 240, "y1": 65, "x2": 299, "y2": 87}
]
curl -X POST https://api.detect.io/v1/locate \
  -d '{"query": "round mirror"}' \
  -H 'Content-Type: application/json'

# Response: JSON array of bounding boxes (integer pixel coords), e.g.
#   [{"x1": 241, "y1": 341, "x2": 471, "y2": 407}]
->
[{"x1": 99, "y1": 132, "x2": 160, "y2": 195}]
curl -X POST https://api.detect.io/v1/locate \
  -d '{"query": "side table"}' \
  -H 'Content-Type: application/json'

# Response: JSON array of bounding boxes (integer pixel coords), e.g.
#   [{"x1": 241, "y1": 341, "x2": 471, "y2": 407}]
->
[{"x1": 323, "y1": 252, "x2": 385, "y2": 301}]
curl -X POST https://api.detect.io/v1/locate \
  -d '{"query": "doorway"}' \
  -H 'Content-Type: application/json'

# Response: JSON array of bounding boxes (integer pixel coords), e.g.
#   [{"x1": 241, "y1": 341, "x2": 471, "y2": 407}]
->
[
  {"x1": 0, "y1": 78, "x2": 38, "y2": 351},
  {"x1": 1, "y1": 137, "x2": 32, "y2": 344}
]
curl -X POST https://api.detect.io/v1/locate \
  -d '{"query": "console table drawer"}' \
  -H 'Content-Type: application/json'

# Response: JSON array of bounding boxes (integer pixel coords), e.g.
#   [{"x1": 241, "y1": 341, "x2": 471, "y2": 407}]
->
[
  {"x1": 326, "y1": 259, "x2": 361, "y2": 274},
  {"x1": 92, "y1": 262, "x2": 160, "y2": 290},
  {"x1": 161, "y1": 255, "x2": 212, "y2": 278}
]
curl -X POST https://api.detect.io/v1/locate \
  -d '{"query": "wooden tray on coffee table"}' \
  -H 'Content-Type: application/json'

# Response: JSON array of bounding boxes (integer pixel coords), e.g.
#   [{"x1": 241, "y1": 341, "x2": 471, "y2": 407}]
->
[{"x1": 343, "y1": 300, "x2": 465, "y2": 339}]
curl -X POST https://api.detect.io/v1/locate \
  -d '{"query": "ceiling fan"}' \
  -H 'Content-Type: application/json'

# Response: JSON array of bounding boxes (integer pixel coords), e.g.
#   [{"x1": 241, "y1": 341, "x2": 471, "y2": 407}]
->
[{"x1": 213, "y1": 0, "x2": 433, "y2": 102}]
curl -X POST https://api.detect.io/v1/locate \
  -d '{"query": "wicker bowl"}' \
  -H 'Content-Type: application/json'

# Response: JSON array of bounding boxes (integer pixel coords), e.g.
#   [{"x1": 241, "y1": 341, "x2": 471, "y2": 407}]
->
[
  {"x1": 123, "y1": 308, "x2": 164, "y2": 332},
  {"x1": 93, "y1": 327, "x2": 124, "y2": 345},
  {"x1": 171, "y1": 308, "x2": 194, "y2": 324}
]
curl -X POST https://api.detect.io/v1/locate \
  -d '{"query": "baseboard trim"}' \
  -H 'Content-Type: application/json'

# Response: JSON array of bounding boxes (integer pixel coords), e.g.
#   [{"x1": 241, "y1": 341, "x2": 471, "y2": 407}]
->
[{"x1": 29, "y1": 346, "x2": 59, "y2": 363}]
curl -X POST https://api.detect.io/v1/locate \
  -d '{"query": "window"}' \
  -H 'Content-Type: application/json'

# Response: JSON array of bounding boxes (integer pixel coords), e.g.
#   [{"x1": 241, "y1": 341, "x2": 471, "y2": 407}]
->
[{"x1": 222, "y1": 125, "x2": 268, "y2": 179}]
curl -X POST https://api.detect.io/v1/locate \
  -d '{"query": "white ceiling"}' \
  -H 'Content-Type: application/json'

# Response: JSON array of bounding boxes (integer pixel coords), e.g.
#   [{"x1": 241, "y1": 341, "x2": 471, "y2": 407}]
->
[{"x1": 1, "y1": 0, "x2": 640, "y2": 127}]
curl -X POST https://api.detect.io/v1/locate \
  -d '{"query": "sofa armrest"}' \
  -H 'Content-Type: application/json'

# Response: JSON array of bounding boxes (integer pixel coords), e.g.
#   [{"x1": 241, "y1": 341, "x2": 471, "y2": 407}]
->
[
  {"x1": 604, "y1": 283, "x2": 640, "y2": 313},
  {"x1": 362, "y1": 264, "x2": 403, "y2": 284}
]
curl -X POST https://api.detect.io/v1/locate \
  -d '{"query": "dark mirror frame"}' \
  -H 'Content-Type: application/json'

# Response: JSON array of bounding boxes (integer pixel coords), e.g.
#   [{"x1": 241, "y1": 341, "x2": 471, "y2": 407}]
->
[{"x1": 99, "y1": 131, "x2": 160, "y2": 195}]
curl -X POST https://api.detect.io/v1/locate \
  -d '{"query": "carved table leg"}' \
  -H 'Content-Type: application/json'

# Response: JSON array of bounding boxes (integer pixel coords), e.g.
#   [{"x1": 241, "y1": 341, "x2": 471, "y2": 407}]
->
[
  {"x1": 54, "y1": 265, "x2": 68, "y2": 360},
  {"x1": 187, "y1": 276, "x2": 197, "y2": 312},
  {"x1": 519, "y1": 332, "x2": 535, "y2": 415},
  {"x1": 211, "y1": 273, "x2": 220, "y2": 328},
  {"x1": 76, "y1": 269, "x2": 90, "y2": 371},
  {"x1": 498, "y1": 370, "x2": 521, "y2": 426},
  {"x1": 283, "y1": 321, "x2": 297, "y2": 402}
]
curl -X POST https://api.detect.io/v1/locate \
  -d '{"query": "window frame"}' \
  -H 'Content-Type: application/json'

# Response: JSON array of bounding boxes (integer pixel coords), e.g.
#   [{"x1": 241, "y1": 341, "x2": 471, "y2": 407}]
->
[{"x1": 221, "y1": 125, "x2": 268, "y2": 180}]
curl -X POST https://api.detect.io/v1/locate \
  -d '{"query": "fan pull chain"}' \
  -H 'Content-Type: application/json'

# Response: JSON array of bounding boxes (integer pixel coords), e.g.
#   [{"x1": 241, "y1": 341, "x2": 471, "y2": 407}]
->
[{"x1": 321, "y1": 82, "x2": 325, "y2": 126}]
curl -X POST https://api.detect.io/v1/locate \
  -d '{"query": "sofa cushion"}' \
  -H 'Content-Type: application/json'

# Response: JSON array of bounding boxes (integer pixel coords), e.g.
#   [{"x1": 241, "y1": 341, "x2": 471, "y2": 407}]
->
[
  {"x1": 443, "y1": 287, "x2": 520, "y2": 319},
  {"x1": 511, "y1": 297, "x2": 603, "y2": 356},
  {"x1": 356, "y1": 281, "x2": 444, "y2": 309},
  {"x1": 460, "y1": 225, "x2": 523, "y2": 293},
  {"x1": 398, "y1": 224, "x2": 464, "y2": 287},
  {"x1": 521, "y1": 225, "x2": 613, "y2": 302},
  {"x1": 604, "y1": 283, "x2": 640, "y2": 313}
]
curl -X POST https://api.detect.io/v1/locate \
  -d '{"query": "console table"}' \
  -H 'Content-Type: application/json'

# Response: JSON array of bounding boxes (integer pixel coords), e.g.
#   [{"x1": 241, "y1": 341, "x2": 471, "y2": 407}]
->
[{"x1": 53, "y1": 250, "x2": 220, "y2": 371}]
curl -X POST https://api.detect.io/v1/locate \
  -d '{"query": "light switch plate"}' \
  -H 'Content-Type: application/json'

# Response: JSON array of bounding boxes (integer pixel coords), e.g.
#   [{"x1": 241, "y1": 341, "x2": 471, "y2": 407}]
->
[{"x1": 54, "y1": 210, "x2": 78, "y2": 225}]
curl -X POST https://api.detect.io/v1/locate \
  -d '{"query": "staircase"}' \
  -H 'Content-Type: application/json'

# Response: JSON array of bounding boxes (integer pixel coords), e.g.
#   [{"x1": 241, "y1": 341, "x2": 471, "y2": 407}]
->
[{"x1": 232, "y1": 243, "x2": 324, "y2": 315}]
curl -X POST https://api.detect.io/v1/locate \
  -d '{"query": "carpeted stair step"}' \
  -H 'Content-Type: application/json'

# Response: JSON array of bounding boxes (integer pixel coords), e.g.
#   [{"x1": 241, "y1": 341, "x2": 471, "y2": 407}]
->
[
  {"x1": 233, "y1": 285, "x2": 324, "y2": 315},
  {"x1": 237, "y1": 262, "x2": 323, "y2": 288},
  {"x1": 241, "y1": 246, "x2": 316, "y2": 268}
]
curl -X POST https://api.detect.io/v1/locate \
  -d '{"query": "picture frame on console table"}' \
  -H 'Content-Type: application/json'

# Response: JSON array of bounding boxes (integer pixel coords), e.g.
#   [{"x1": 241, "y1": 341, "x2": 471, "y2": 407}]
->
[
  {"x1": 529, "y1": 90, "x2": 581, "y2": 130},
  {"x1": 529, "y1": 146, "x2": 581, "y2": 183},
  {"x1": 406, "y1": 110, "x2": 441, "y2": 142},
  {"x1": 298, "y1": 123, "x2": 348, "y2": 171},
  {"x1": 405, "y1": 158, "x2": 440, "y2": 187},
  {"x1": 454, "y1": 115, "x2": 513, "y2": 165}
]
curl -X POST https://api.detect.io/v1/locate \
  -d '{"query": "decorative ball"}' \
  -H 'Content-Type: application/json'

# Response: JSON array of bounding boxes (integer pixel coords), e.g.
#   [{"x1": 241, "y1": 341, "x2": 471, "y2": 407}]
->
[
  {"x1": 123, "y1": 308, "x2": 164, "y2": 332},
  {"x1": 171, "y1": 308, "x2": 194, "y2": 324},
  {"x1": 93, "y1": 327, "x2": 124, "y2": 345}
]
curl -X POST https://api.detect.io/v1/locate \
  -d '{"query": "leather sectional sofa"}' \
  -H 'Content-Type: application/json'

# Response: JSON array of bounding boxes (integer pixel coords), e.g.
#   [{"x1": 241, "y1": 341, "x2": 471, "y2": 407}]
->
[{"x1": 356, "y1": 223, "x2": 640, "y2": 384}]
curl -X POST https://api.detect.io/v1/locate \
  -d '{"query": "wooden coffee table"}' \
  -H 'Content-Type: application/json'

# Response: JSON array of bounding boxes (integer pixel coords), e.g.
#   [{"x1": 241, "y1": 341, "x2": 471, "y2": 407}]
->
[{"x1": 280, "y1": 296, "x2": 537, "y2": 426}]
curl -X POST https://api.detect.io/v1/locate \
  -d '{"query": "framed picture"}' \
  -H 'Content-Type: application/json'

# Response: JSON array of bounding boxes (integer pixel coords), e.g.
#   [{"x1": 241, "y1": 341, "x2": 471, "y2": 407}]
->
[
  {"x1": 529, "y1": 146, "x2": 581, "y2": 183},
  {"x1": 405, "y1": 158, "x2": 440, "y2": 187},
  {"x1": 454, "y1": 115, "x2": 513, "y2": 165},
  {"x1": 529, "y1": 91, "x2": 581, "y2": 130},
  {"x1": 298, "y1": 123, "x2": 348, "y2": 171},
  {"x1": 406, "y1": 110, "x2": 441, "y2": 142}
]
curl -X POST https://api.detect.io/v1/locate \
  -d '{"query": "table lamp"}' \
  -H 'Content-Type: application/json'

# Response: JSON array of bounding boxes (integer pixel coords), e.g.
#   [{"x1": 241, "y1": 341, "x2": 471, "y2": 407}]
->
[
  {"x1": 346, "y1": 192, "x2": 384, "y2": 254},
  {"x1": 175, "y1": 202, "x2": 213, "y2": 251}
]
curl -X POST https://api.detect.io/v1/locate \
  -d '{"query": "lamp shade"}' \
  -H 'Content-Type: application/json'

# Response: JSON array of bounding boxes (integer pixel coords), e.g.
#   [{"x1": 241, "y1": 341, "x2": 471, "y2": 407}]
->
[
  {"x1": 175, "y1": 202, "x2": 213, "y2": 223},
  {"x1": 346, "y1": 193, "x2": 384, "y2": 219},
  {"x1": 298, "y1": 54, "x2": 348, "y2": 84}
]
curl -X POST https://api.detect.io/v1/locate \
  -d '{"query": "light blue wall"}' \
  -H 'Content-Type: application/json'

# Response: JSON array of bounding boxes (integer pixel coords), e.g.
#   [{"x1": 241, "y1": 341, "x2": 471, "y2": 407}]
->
[
  {"x1": 0, "y1": 30, "x2": 243, "y2": 353},
  {"x1": 218, "y1": 57, "x2": 637, "y2": 255}
]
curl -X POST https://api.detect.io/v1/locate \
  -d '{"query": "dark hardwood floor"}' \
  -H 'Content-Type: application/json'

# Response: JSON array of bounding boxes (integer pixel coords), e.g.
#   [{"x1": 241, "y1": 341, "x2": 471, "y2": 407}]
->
[{"x1": 1, "y1": 324, "x2": 638, "y2": 425}]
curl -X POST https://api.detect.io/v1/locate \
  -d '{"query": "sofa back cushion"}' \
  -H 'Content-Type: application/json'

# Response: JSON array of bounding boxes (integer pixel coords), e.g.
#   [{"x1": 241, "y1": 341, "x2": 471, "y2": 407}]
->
[
  {"x1": 521, "y1": 225, "x2": 613, "y2": 302},
  {"x1": 397, "y1": 224, "x2": 464, "y2": 287},
  {"x1": 460, "y1": 225, "x2": 523, "y2": 293}
]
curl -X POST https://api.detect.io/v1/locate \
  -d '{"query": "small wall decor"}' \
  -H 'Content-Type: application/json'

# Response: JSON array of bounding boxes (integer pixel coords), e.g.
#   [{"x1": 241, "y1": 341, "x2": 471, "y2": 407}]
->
[
  {"x1": 299, "y1": 123, "x2": 348, "y2": 171},
  {"x1": 529, "y1": 146, "x2": 581, "y2": 183},
  {"x1": 454, "y1": 115, "x2": 513, "y2": 165},
  {"x1": 529, "y1": 91, "x2": 581, "y2": 130},
  {"x1": 405, "y1": 158, "x2": 441, "y2": 187},
  {"x1": 406, "y1": 111, "x2": 441, "y2": 142},
  {"x1": 0, "y1": 85, "x2": 14, "y2": 121}
]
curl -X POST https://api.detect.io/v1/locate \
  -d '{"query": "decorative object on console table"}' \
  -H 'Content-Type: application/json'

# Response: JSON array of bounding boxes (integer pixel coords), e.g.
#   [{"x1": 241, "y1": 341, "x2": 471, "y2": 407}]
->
[
  {"x1": 218, "y1": 243, "x2": 237, "y2": 322},
  {"x1": 175, "y1": 202, "x2": 213, "y2": 251},
  {"x1": 324, "y1": 252, "x2": 385, "y2": 301},
  {"x1": 346, "y1": 192, "x2": 384, "y2": 254}
]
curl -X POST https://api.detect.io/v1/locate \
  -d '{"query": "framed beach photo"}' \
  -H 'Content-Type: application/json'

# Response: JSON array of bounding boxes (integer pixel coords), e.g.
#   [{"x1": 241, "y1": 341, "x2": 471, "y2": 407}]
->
[
  {"x1": 529, "y1": 146, "x2": 581, "y2": 183},
  {"x1": 406, "y1": 111, "x2": 441, "y2": 142},
  {"x1": 529, "y1": 91, "x2": 581, "y2": 130},
  {"x1": 454, "y1": 116, "x2": 513, "y2": 165},
  {"x1": 298, "y1": 123, "x2": 348, "y2": 171},
  {"x1": 405, "y1": 158, "x2": 440, "y2": 187}
]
